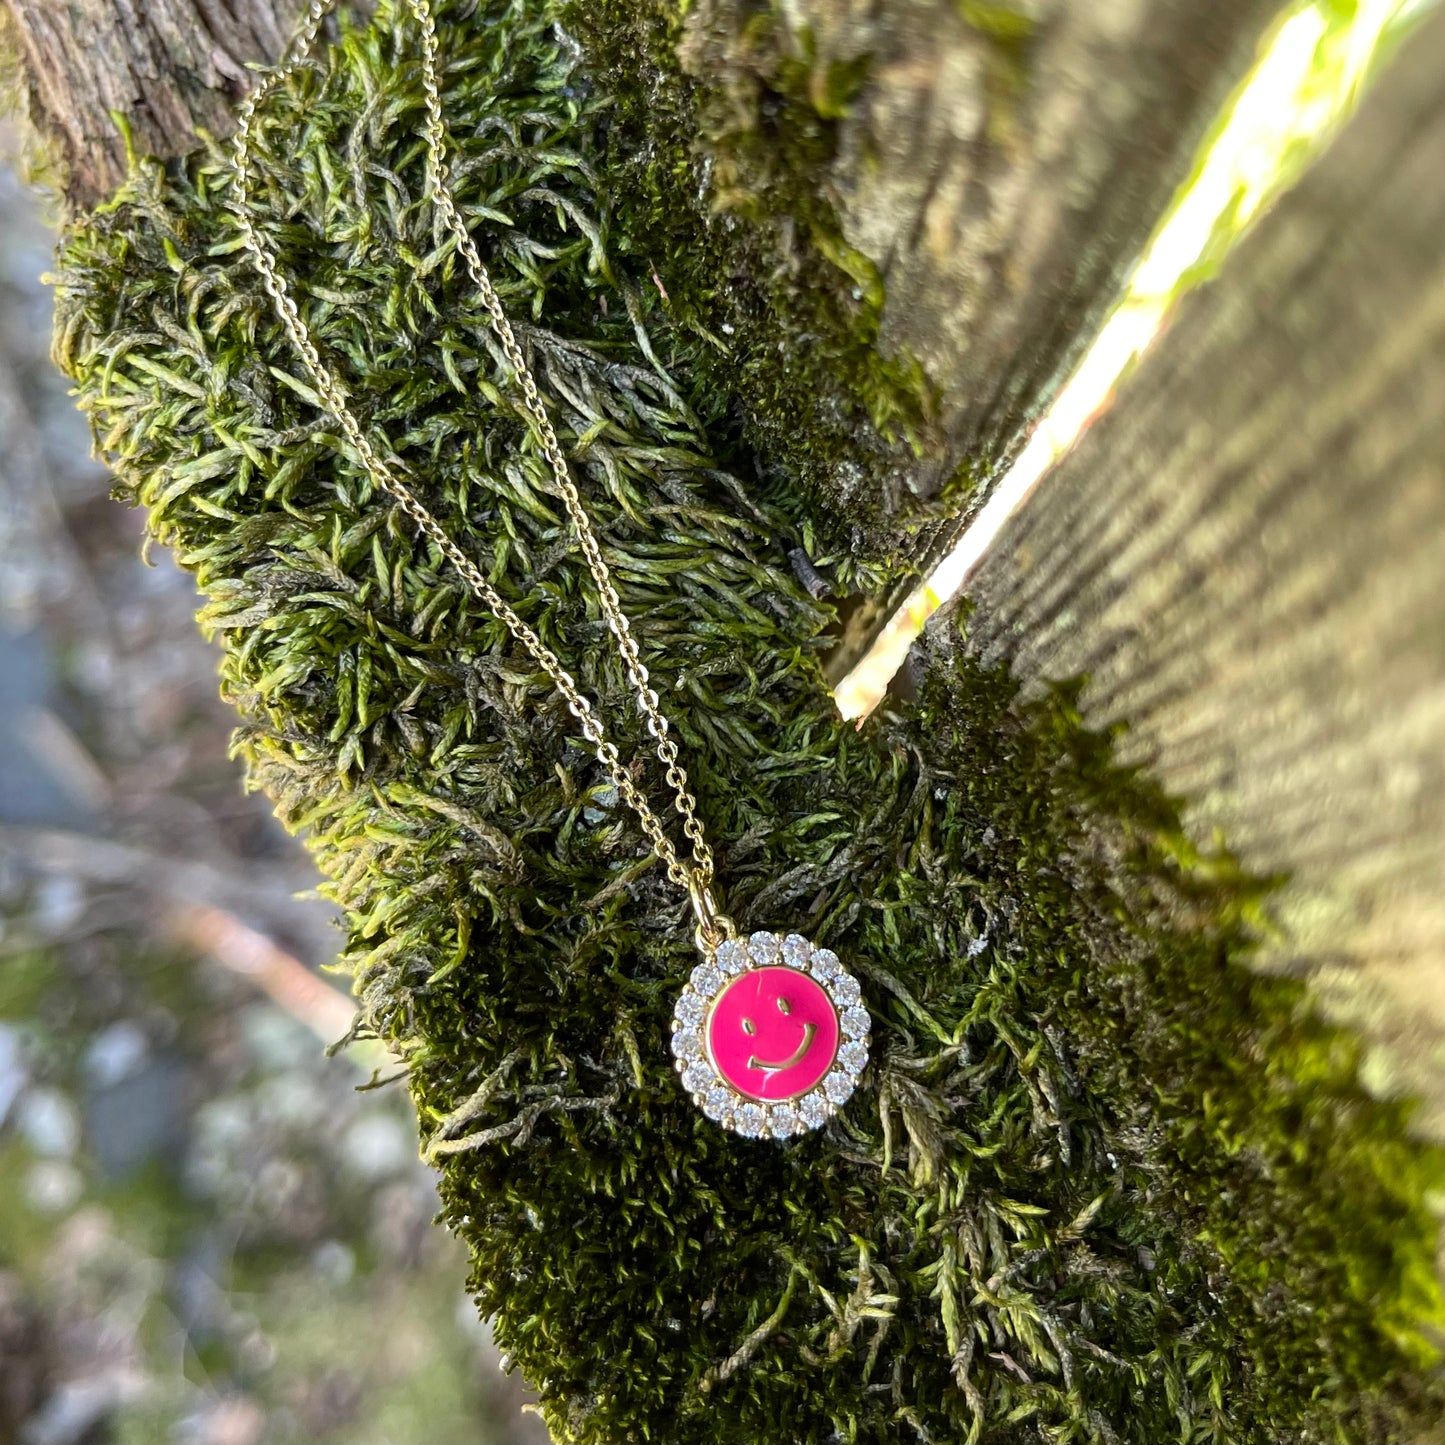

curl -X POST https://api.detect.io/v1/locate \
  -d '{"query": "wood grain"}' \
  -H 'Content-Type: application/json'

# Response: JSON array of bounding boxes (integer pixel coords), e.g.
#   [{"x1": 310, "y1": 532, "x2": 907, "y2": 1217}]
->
[{"x1": 954, "y1": 16, "x2": 1445, "y2": 1132}]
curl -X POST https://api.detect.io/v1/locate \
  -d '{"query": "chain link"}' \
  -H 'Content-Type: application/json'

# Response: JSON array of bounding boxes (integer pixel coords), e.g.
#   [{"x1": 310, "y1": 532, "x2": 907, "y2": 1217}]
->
[{"x1": 232, "y1": 0, "x2": 721, "y2": 910}]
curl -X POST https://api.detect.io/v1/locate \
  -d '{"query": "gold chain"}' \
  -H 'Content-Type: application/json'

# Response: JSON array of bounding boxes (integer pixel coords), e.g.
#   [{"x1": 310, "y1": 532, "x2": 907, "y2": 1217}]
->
[{"x1": 232, "y1": 0, "x2": 728, "y2": 934}]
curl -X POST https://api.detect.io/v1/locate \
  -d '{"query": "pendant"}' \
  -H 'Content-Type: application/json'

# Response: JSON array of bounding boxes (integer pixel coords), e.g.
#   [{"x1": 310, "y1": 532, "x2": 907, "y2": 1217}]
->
[{"x1": 671, "y1": 930, "x2": 871, "y2": 1138}]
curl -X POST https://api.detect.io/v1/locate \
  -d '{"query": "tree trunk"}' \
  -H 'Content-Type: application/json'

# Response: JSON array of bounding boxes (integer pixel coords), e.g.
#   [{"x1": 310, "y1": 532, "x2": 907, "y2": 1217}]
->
[
  {"x1": 763, "y1": 0, "x2": 1284, "y2": 494},
  {"x1": 35, "y1": 3, "x2": 1444, "y2": 1437},
  {"x1": 0, "y1": 0, "x2": 309, "y2": 209},
  {"x1": 955, "y1": 13, "x2": 1445, "y2": 1133}
]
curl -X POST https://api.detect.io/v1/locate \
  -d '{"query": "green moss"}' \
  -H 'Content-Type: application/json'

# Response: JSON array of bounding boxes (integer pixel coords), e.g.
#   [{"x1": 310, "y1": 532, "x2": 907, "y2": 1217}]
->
[
  {"x1": 49, "y1": 1, "x2": 1441, "y2": 1441},
  {"x1": 568, "y1": 0, "x2": 942, "y2": 576}
]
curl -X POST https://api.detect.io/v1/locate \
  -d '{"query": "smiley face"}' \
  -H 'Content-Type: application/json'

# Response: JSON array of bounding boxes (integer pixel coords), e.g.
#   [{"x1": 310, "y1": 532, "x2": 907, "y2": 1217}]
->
[{"x1": 706, "y1": 966, "x2": 840, "y2": 1101}]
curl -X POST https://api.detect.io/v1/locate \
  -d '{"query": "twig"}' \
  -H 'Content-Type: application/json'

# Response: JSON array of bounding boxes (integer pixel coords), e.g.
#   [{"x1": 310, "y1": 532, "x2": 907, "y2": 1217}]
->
[{"x1": 701, "y1": 1266, "x2": 801, "y2": 1392}]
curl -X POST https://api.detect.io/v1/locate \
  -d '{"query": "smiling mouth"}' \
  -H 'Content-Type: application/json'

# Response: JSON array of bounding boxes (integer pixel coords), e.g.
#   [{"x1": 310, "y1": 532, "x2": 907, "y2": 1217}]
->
[{"x1": 747, "y1": 1023, "x2": 817, "y2": 1073}]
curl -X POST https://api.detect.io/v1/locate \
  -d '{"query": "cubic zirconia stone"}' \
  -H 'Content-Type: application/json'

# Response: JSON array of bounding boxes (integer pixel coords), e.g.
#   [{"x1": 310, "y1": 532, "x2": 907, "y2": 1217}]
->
[
  {"x1": 823, "y1": 1071, "x2": 854, "y2": 1104},
  {"x1": 674, "y1": 991, "x2": 704, "y2": 1027},
  {"x1": 690, "y1": 962, "x2": 723, "y2": 996},
  {"x1": 833, "y1": 973, "x2": 861, "y2": 1007},
  {"x1": 737, "y1": 1102, "x2": 766, "y2": 1137},
  {"x1": 703, "y1": 1085, "x2": 733, "y2": 1121},
  {"x1": 781, "y1": 934, "x2": 812, "y2": 968},
  {"x1": 768, "y1": 1105, "x2": 801, "y2": 1137},
  {"x1": 683, "y1": 1062, "x2": 713, "y2": 1094},
  {"x1": 841, "y1": 1006, "x2": 870, "y2": 1039},
  {"x1": 810, "y1": 948, "x2": 842, "y2": 981},
  {"x1": 839, "y1": 1041, "x2": 868, "y2": 1074},
  {"x1": 799, "y1": 1092, "x2": 830, "y2": 1127},
  {"x1": 748, "y1": 931, "x2": 780, "y2": 965},
  {"x1": 671, "y1": 1027, "x2": 702, "y2": 1061},
  {"x1": 715, "y1": 939, "x2": 749, "y2": 974}
]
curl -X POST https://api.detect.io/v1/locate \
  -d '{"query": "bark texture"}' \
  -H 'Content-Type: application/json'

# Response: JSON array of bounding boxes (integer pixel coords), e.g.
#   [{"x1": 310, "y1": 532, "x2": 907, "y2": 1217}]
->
[
  {"x1": 688, "y1": 0, "x2": 1286, "y2": 511},
  {"x1": 0, "y1": 0, "x2": 308, "y2": 208},
  {"x1": 956, "y1": 15, "x2": 1445, "y2": 1132}
]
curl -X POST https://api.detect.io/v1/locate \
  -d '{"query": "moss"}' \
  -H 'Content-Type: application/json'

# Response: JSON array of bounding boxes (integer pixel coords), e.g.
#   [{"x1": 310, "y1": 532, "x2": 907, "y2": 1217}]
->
[
  {"x1": 49, "y1": 1, "x2": 1441, "y2": 1441},
  {"x1": 567, "y1": 0, "x2": 943, "y2": 576}
]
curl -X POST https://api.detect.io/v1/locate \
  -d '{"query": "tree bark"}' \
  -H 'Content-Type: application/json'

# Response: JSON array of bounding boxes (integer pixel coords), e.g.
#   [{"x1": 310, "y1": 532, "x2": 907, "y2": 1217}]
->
[
  {"x1": 954, "y1": 14, "x2": 1445, "y2": 1133},
  {"x1": 691, "y1": 0, "x2": 1287, "y2": 507},
  {"x1": 0, "y1": 0, "x2": 309, "y2": 209}
]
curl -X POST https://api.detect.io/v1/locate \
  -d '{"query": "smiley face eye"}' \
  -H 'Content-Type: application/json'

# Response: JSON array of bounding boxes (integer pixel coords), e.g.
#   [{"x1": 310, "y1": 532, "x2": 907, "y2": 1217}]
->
[
  {"x1": 776, "y1": 996, "x2": 792, "y2": 1016},
  {"x1": 741, "y1": 1018, "x2": 756, "y2": 1036}
]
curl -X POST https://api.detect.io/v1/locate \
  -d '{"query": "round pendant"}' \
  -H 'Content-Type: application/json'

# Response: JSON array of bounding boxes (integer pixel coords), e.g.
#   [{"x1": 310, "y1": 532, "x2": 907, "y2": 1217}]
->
[{"x1": 671, "y1": 930, "x2": 871, "y2": 1138}]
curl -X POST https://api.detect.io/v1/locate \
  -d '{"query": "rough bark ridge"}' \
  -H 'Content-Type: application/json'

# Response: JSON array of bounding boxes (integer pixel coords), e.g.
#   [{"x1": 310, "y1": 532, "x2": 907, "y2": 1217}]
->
[
  {"x1": 0, "y1": 0, "x2": 310, "y2": 207},
  {"x1": 683, "y1": 0, "x2": 1284, "y2": 513},
  {"x1": 47, "y1": 3, "x2": 1442, "y2": 1440},
  {"x1": 959, "y1": 14, "x2": 1445, "y2": 1133}
]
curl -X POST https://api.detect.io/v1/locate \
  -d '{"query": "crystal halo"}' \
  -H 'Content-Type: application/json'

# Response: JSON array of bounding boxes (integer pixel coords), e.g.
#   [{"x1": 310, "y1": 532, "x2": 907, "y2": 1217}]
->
[{"x1": 671, "y1": 930, "x2": 870, "y2": 1139}]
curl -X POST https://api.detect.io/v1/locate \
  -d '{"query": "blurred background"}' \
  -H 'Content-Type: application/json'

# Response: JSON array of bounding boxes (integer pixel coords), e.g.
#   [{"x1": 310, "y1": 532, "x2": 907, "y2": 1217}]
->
[{"x1": 0, "y1": 136, "x2": 548, "y2": 1445}]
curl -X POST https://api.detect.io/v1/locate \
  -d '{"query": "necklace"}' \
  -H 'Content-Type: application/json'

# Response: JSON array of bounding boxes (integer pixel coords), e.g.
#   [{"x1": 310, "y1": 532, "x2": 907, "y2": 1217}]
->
[{"x1": 230, "y1": 0, "x2": 870, "y2": 1139}]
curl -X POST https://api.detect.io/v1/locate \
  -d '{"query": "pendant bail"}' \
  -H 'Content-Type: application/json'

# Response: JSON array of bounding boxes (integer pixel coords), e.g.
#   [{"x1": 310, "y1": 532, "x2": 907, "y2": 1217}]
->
[{"x1": 687, "y1": 871, "x2": 735, "y2": 953}]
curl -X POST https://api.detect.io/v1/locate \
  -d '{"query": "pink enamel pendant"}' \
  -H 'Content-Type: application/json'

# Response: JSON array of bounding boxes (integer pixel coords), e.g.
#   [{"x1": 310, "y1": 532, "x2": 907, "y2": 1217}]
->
[{"x1": 671, "y1": 931, "x2": 871, "y2": 1138}]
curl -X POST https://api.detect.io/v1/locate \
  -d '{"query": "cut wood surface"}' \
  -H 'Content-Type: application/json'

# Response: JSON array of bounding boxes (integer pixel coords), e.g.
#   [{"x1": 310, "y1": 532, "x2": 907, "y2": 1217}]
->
[{"x1": 956, "y1": 15, "x2": 1445, "y2": 1133}]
